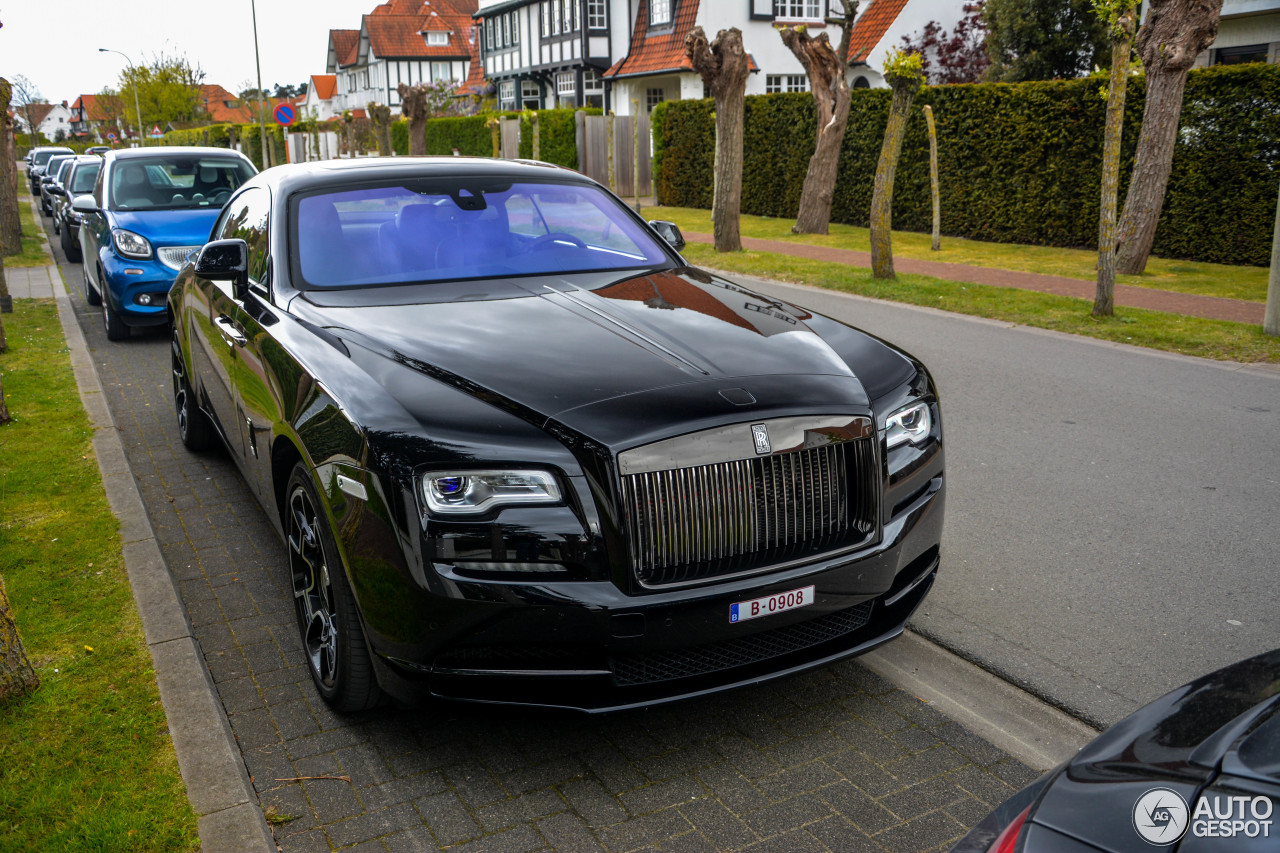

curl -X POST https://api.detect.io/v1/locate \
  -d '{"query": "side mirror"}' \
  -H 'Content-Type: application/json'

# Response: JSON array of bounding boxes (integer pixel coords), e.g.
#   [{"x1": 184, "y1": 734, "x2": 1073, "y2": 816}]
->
[
  {"x1": 648, "y1": 220, "x2": 686, "y2": 252},
  {"x1": 49, "y1": 186, "x2": 66, "y2": 197},
  {"x1": 71, "y1": 194, "x2": 99, "y2": 214},
  {"x1": 194, "y1": 239, "x2": 250, "y2": 299}
]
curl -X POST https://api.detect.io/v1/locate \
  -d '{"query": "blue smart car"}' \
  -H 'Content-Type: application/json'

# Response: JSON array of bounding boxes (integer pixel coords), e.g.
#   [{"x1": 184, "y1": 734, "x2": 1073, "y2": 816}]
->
[{"x1": 74, "y1": 147, "x2": 257, "y2": 340}]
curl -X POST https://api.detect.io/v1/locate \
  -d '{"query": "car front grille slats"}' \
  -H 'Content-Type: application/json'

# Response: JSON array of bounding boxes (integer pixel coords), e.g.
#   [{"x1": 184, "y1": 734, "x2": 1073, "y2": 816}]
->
[{"x1": 621, "y1": 440, "x2": 878, "y2": 588}]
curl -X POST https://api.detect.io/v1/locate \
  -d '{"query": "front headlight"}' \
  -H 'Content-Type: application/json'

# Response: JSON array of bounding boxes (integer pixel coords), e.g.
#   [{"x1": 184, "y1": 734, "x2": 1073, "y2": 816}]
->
[
  {"x1": 422, "y1": 470, "x2": 562, "y2": 515},
  {"x1": 112, "y1": 229, "x2": 152, "y2": 259},
  {"x1": 885, "y1": 401, "x2": 932, "y2": 450}
]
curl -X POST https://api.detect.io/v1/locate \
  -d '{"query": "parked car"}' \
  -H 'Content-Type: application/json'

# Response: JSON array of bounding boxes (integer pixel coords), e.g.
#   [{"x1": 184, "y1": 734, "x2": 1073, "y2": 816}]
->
[
  {"x1": 38, "y1": 155, "x2": 75, "y2": 216},
  {"x1": 73, "y1": 146, "x2": 257, "y2": 340},
  {"x1": 169, "y1": 157, "x2": 946, "y2": 713},
  {"x1": 47, "y1": 156, "x2": 103, "y2": 265},
  {"x1": 45, "y1": 157, "x2": 80, "y2": 230},
  {"x1": 26, "y1": 145, "x2": 74, "y2": 195},
  {"x1": 86, "y1": 145, "x2": 111, "y2": 155},
  {"x1": 951, "y1": 649, "x2": 1280, "y2": 853}
]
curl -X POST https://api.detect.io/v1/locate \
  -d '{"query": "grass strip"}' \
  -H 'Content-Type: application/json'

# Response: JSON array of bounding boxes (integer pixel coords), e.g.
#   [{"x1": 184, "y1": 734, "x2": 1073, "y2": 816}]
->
[
  {"x1": 0, "y1": 300, "x2": 198, "y2": 851},
  {"x1": 681, "y1": 243, "x2": 1280, "y2": 364},
  {"x1": 652, "y1": 206, "x2": 1269, "y2": 303},
  {"x1": 5, "y1": 183, "x2": 57, "y2": 269}
]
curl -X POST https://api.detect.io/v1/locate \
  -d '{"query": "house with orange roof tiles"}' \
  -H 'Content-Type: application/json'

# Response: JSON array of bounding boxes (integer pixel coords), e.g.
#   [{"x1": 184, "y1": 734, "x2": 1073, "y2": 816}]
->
[
  {"x1": 599, "y1": 0, "x2": 969, "y2": 115},
  {"x1": 325, "y1": 0, "x2": 481, "y2": 116},
  {"x1": 304, "y1": 74, "x2": 342, "y2": 121}
]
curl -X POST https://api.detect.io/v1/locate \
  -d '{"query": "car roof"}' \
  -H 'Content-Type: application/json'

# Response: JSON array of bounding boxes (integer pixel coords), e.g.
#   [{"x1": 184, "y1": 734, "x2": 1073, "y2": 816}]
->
[
  {"x1": 105, "y1": 146, "x2": 253, "y2": 163},
  {"x1": 249, "y1": 155, "x2": 590, "y2": 198}
]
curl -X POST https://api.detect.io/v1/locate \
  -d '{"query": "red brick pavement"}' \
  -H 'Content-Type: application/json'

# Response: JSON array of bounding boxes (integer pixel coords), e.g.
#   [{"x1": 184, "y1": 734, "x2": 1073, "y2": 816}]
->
[{"x1": 684, "y1": 232, "x2": 1265, "y2": 325}]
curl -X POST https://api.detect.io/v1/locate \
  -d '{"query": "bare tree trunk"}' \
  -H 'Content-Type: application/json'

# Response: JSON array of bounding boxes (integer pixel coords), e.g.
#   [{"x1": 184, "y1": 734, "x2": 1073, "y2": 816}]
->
[
  {"x1": 0, "y1": 247, "x2": 11, "y2": 316},
  {"x1": 923, "y1": 105, "x2": 940, "y2": 251},
  {"x1": 1095, "y1": 9, "x2": 1137, "y2": 317},
  {"x1": 779, "y1": 2, "x2": 858, "y2": 235},
  {"x1": 0, "y1": 79, "x2": 22, "y2": 256},
  {"x1": 870, "y1": 54, "x2": 924, "y2": 279},
  {"x1": 607, "y1": 111, "x2": 616, "y2": 192},
  {"x1": 531, "y1": 111, "x2": 540, "y2": 161},
  {"x1": 686, "y1": 27, "x2": 750, "y2": 253},
  {"x1": 397, "y1": 83, "x2": 430, "y2": 156},
  {"x1": 1115, "y1": 0, "x2": 1224, "y2": 274},
  {"x1": 368, "y1": 102, "x2": 393, "y2": 156},
  {"x1": 1266, "y1": 180, "x2": 1280, "y2": 336},
  {"x1": 0, "y1": 575, "x2": 37, "y2": 701}
]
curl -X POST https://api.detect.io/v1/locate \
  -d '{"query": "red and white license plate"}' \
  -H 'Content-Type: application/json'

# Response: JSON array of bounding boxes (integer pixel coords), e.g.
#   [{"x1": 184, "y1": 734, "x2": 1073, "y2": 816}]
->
[{"x1": 730, "y1": 585, "x2": 815, "y2": 623}]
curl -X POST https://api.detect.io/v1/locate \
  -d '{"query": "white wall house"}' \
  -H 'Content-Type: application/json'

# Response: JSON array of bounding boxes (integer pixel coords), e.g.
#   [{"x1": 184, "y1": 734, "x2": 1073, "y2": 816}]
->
[
  {"x1": 1192, "y1": 0, "x2": 1280, "y2": 65},
  {"x1": 17, "y1": 101, "x2": 74, "y2": 140}
]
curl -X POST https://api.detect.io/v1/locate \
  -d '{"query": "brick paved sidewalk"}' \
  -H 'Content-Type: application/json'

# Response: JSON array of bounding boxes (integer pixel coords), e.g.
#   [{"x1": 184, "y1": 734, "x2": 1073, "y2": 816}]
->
[
  {"x1": 37, "y1": 233, "x2": 1045, "y2": 851},
  {"x1": 685, "y1": 232, "x2": 1265, "y2": 325}
]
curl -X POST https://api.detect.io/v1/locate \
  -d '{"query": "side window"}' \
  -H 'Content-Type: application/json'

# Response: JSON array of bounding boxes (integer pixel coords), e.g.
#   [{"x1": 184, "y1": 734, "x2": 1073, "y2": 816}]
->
[
  {"x1": 217, "y1": 188, "x2": 271, "y2": 285},
  {"x1": 93, "y1": 165, "x2": 106, "y2": 207}
]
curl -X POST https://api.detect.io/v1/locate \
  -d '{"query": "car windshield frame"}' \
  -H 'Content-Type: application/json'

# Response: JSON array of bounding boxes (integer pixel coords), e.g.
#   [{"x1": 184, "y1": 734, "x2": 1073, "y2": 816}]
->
[
  {"x1": 287, "y1": 175, "x2": 678, "y2": 292},
  {"x1": 32, "y1": 149, "x2": 72, "y2": 166},
  {"x1": 108, "y1": 154, "x2": 256, "y2": 212},
  {"x1": 69, "y1": 161, "x2": 102, "y2": 195}
]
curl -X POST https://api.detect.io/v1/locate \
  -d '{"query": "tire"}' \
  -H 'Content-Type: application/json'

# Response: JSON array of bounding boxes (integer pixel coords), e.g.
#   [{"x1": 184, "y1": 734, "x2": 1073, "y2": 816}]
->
[
  {"x1": 285, "y1": 464, "x2": 383, "y2": 712},
  {"x1": 60, "y1": 224, "x2": 82, "y2": 262},
  {"x1": 102, "y1": 290, "x2": 130, "y2": 341},
  {"x1": 82, "y1": 264, "x2": 101, "y2": 306},
  {"x1": 171, "y1": 329, "x2": 212, "y2": 451}
]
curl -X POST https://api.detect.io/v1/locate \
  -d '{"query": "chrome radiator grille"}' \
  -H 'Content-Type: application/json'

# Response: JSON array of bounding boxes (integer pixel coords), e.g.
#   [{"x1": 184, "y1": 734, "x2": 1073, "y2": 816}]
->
[{"x1": 621, "y1": 439, "x2": 878, "y2": 588}]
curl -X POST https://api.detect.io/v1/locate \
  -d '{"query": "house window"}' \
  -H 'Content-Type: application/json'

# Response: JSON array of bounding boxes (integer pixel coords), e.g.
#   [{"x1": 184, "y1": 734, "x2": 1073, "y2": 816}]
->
[
  {"x1": 431, "y1": 62, "x2": 452, "y2": 81},
  {"x1": 649, "y1": 0, "x2": 673, "y2": 26},
  {"x1": 512, "y1": 12, "x2": 519, "y2": 44},
  {"x1": 499, "y1": 80, "x2": 516, "y2": 109},
  {"x1": 646, "y1": 87, "x2": 666, "y2": 111},
  {"x1": 485, "y1": 19, "x2": 494, "y2": 49},
  {"x1": 552, "y1": 0, "x2": 561, "y2": 34},
  {"x1": 583, "y1": 69, "x2": 603, "y2": 93},
  {"x1": 541, "y1": 2, "x2": 550, "y2": 36},
  {"x1": 1213, "y1": 43, "x2": 1268, "y2": 64},
  {"x1": 556, "y1": 71, "x2": 576, "y2": 95},
  {"x1": 774, "y1": 0, "x2": 820, "y2": 18},
  {"x1": 426, "y1": 31, "x2": 448, "y2": 46},
  {"x1": 502, "y1": 14, "x2": 510, "y2": 45},
  {"x1": 588, "y1": 0, "x2": 606, "y2": 28},
  {"x1": 522, "y1": 79, "x2": 541, "y2": 109},
  {"x1": 563, "y1": 0, "x2": 574, "y2": 33},
  {"x1": 765, "y1": 74, "x2": 809, "y2": 93},
  {"x1": 853, "y1": 76, "x2": 870, "y2": 89}
]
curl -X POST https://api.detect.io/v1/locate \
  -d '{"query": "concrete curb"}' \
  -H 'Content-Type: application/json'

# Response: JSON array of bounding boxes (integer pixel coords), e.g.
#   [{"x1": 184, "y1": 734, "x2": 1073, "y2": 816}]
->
[{"x1": 47, "y1": 258, "x2": 275, "y2": 852}]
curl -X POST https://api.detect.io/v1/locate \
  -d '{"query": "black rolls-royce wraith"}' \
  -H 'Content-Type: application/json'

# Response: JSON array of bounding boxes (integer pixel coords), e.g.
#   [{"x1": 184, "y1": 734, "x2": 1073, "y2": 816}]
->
[{"x1": 169, "y1": 158, "x2": 945, "y2": 712}]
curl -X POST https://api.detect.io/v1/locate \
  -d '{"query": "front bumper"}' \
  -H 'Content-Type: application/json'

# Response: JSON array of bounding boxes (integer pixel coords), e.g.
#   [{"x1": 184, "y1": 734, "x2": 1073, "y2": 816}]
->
[
  {"x1": 100, "y1": 251, "x2": 180, "y2": 327},
  {"x1": 370, "y1": 474, "x2": 945, "y2": 712}
]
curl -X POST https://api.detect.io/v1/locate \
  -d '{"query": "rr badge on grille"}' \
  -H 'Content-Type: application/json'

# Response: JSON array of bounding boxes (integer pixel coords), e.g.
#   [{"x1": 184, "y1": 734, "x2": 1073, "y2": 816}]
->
[{"x1": 750, "y1": 423, "x2": 771, "y2": 455}]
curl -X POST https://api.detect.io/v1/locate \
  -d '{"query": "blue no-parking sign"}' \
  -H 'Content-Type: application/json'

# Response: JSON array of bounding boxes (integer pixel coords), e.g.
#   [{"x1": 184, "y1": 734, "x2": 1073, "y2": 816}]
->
[{"x1": 274, "y1": 103, "x2": 296, "y2": 126}]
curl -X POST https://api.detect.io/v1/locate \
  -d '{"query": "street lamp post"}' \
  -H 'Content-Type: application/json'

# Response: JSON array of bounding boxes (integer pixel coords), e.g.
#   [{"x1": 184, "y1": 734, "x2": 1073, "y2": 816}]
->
[
  {"x1": 250, "y1": 0, "x2": 270, "y2": 168},
  {"x1": 99, "y1": 48, "x2": 145, "y2": 147}
]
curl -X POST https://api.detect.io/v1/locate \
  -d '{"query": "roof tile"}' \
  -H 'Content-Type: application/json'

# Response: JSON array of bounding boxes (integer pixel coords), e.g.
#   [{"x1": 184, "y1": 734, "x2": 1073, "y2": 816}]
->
[
  {"x1": 847, "y1": 0, "x2": 911, "y2": 63},
  {"x1": 604, "y1": 0, "x2": 701, "y2": 78}
]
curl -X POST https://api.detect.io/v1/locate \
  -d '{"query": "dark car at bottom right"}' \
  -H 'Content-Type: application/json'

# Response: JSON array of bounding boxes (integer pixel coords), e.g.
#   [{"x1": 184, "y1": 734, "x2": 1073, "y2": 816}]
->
[{"x1": 953, "y1": 649, "x2": 1280, "y2": 853}]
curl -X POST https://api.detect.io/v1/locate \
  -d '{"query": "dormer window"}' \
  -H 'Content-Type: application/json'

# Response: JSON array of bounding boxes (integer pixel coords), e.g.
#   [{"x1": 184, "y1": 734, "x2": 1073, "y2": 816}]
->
[
  {"x1": 774, "y1": 0, "x2": 820, "y2": 18},
  {"x1": 649, "y1": 0, "x2": 673, "y2": 26},
  {"x1": 426, "y1": 30, "x2": 448, "y2": 46}
]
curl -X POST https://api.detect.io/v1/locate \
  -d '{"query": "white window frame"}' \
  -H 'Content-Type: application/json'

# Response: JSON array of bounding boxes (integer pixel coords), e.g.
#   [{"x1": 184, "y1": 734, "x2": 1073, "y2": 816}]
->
[
  {"x1": 522, "y1": 80, "x2": 541, "y2": 99},
  {"x1": 583, "y1": 69, "x2": 603, "y2": 93},
  {"x1": 552, "y1": 0, "x2": 561, "y2": 34},
  {"x1": 499, "y1": 80, "x2": 516, "y2": 109},
  {"x1": 556, "y1": 71, "x2": 576, "y2": 95},
  {"x1": 426, "y1": 31, "x2": 448, "y2": 46},
  {"x1": 431, "y1": 62, "x2": 452, "y2": 82},
  {"x1": 646, "y1": 87, "x2": 665, "y2": 111},
  {"x1": 649, "y1": 0, "x2": 673, "y2": 26},
  {"x1": 587, "y1": 0, "x2": 606, "y2": 28},
  {"x1": 541, "y1": 2, "x2": 550, "y2": 37},
  {"x1": 774, "y1": 0, "x2": 821, "y2": 18}
]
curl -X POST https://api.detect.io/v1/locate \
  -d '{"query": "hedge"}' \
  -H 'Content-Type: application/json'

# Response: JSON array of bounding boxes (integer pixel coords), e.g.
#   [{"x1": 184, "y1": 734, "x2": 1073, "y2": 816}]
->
[{"x1": 652, "y1": 63, "x2": 1280, "y2": 267}]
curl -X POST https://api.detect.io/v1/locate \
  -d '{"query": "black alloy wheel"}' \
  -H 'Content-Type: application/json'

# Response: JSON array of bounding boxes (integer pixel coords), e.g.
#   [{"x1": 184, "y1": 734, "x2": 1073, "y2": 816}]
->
[
  {"x1": 82, "y1": 264, "x2": 101, "y2": 306},
  {"x1": 101, "y1": 271, "x2": 129, "y2": 341},
  {"x1": 285, "y1": 464, "x2": 382, "y2": 712},
  {"x1": 171, "y1": 330, "x2": 211, "y2": 450}
]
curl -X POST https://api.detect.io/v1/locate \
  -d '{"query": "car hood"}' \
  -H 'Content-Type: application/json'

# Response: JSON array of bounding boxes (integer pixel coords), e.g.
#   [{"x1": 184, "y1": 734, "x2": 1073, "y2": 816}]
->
[
  {"x1": 110, "y1": 208, "x2": 220, "y2": 246},
  {"x1": 299, "y1": 268, "x2": 894, "y2": 446}
]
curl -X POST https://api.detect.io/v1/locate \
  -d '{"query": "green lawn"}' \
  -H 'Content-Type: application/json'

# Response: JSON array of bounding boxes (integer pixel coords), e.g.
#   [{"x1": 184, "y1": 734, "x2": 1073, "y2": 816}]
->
[
  {"x1": 5, "y1": 181, "x2": 55, "y2": 269},
  {"x1": 652, "y1": 206, "x2": 1270, "y2": 303},
  {"x1": 0, "y1": 301, "x2": 199, "y2": 851},
  {"x1": 681, "y1": 244, "x2": 1280, "y2": 364}
]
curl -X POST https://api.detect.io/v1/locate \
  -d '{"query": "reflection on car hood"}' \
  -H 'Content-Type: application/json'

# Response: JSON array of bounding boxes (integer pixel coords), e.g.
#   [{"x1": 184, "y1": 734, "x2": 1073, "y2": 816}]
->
[
  {"x1": 301, "y1": 269, "x2": 893, "y2": 437},
  {"x1": 110, "y1": 208, "x2": 220, "y2": 246}
]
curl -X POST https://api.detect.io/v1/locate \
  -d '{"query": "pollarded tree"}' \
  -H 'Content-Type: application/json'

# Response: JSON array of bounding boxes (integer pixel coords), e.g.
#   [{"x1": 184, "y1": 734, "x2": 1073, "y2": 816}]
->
[
  {"x1": 1092, "y1": 0, "x2": 1137, "y2": 317},
  {"x1": 398, "y1": 83, "x2": 430, "y2": 155},
  {"x1": 1, "y1": 79, "x2": 23, "y2": 256},
  {"x1": 778, "y1": 1, "x2": 858, "y2": 235},
  {"x1": 685, "y1": 27, "x2": 751, "y2": 252},
  {"x1": 869, "y1": 50, "x2": 925, "y2": 279},
  {"x1": 369, "y1": 102, "x2": 393, "y2": 156},
  {"x1": 1115, "y1": 0, "x2": 1225, "y2": 274}
]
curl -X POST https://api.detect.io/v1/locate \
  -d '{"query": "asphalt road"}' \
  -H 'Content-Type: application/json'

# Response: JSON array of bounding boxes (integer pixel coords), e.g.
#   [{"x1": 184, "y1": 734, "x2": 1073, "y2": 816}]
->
[{"x1": 734, "y1": 274, "x2": 1280, "y2": 728}]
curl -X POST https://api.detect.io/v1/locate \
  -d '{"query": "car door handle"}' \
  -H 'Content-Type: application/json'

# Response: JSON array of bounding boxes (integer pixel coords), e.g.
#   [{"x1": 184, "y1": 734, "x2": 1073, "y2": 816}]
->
[{"x1": 214, "y1": 315, "x2": 247, "y2": 347}]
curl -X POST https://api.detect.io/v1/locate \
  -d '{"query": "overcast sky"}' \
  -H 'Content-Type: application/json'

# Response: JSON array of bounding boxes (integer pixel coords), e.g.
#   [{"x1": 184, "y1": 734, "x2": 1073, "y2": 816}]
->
[{"x1": 1, "y1": 0, "x2": 370, "y2": 105}]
